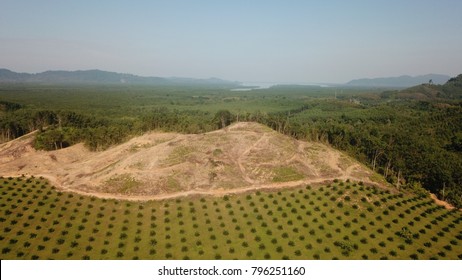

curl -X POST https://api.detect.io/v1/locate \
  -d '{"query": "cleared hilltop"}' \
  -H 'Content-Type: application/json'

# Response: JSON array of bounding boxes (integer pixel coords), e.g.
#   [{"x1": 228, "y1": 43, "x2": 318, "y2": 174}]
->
[{"x1": 0, "y1": 122, "x2": 383, "y2": 199}]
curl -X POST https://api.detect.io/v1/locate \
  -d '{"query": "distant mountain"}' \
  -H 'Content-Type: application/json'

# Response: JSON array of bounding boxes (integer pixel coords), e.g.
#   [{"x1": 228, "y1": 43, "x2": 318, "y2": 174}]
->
[
  {"x1": 0, "y1": 69, "x2": 31, "y2": 83},
  {"x1": 346, "y1": 74, "x2": 450, "y2": 88},
  {"x1": 0, "y1": 69, "x2": 240, "y2": 86}
]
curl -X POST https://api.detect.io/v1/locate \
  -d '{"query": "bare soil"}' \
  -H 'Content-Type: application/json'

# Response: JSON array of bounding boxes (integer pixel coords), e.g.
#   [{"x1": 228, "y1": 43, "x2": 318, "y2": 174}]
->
[
  {"x1": 430, "y1": 193, "x2": 456, "y2": 210},
  {"x1": 0, "y1": 122, "x2": 386, "y2": 200}
]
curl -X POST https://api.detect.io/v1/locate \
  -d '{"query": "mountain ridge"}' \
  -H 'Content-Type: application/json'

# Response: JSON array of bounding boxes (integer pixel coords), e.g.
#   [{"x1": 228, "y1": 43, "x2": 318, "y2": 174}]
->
[
  {"x1": 0, "y1": 68, "x2": 240, "y2": 86},
  {"x1": 346, "y1": 74, "x2": 450, "y2": 88}
]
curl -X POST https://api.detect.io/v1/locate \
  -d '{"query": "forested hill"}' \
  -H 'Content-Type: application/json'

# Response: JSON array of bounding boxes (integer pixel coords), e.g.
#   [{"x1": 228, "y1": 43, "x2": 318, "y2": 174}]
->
[
  {"x1": 346, "y1": 74, "x2": 450, "y2": 88},
  {"x1": 441, "y1": 74, "x2": 462, "y2": 98},
  {"x1": 380, "y1": 74, "x2": 462, "y2": 100},
  {"x1": 0, "y1": 69, "x2": 240, "y2": 86}
]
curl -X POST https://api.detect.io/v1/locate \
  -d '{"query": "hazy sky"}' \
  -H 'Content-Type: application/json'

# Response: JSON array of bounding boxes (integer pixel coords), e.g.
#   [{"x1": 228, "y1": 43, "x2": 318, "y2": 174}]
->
[{"x1": 1, "y1": 0, "x2": 461, "y2": 83}]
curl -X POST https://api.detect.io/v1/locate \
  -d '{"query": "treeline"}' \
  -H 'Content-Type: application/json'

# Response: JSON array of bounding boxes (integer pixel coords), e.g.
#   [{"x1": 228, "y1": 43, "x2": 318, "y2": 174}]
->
[
  {"x1": 0, "y1": 101, "x2": 22, "y2": 111},
  {"x1": 1, "y1": 107, "x2": 219, "y2": 151},
  {"x1": 0, "y1": 103, "x2": 308, "y2": 149}
]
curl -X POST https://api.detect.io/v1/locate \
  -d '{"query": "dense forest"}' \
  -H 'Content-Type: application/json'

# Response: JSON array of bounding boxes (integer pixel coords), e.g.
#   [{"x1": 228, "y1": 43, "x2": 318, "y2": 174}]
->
[{"x1": 1, "y1": 75, "x2": 462, "y2": 207}]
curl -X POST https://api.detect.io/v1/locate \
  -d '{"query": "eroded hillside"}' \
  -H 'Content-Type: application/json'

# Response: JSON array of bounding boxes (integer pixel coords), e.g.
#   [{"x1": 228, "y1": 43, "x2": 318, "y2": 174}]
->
[{"x1": 0, "y1": 122, "x2": 384, "y2": 199}]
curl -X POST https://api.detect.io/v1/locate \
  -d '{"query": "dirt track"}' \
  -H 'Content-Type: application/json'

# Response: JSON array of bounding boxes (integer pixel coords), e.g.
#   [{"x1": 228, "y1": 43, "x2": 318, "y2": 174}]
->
[
  {"x1": 19, "y1": 172, "x2": 383, "y2": 202},
  {"x1": 430, "y1": 193, "x2": 456, "y2": 210}
]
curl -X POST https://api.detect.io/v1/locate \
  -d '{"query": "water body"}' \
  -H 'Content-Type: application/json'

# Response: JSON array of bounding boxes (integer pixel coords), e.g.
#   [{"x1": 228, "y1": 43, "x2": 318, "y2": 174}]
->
[
  {"x1": 230, "y1": 82, "x2": 281, "y2": 91},
  {"x1": 231, "y1": 81, "x2": 331, "y2": 91}
]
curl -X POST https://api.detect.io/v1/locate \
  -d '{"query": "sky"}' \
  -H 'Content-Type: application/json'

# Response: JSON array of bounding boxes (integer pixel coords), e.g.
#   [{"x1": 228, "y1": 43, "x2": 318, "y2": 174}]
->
[{"x1": 1, "y1": 0, "x2": 461, "y2": 83}]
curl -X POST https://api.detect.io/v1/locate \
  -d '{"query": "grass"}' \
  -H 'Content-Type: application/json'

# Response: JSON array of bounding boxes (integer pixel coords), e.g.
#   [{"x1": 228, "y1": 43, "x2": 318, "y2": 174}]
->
[
  {"x1": 212, "y1": 149, "x2": 223, "y2": 157},
  {"x1": 104, "y1": 174, "x2": 141, "y2": 194},
  {"x1": 163, "y1": 146, "x2": 196, "y2": 166},
  {"x1": 271, "y1": 167, "x2": 304, "y2": 182},
  {"x1": 165, "y1": 176, "x2": 181, "y2": 192},
  {"x1": 0, "y1": 177, "x2": 461, "y2": 260}
]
